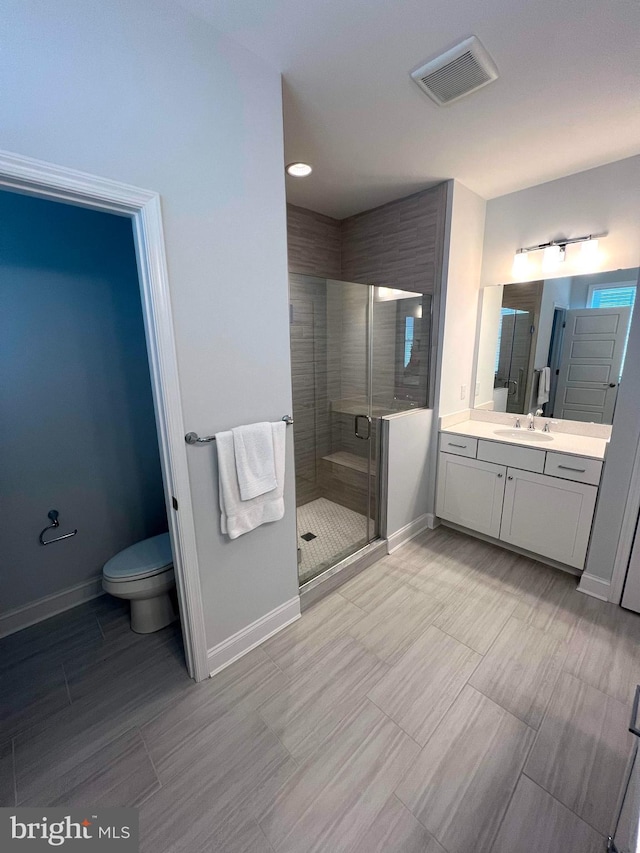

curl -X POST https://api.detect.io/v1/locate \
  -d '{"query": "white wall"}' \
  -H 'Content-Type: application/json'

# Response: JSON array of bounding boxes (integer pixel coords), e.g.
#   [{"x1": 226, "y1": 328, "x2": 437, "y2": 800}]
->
[
  {"x1": 474, "y1": 285, "x2": 504, "y2": 409},
  {"x1": 438, "y1": 182, "x2": 487, "y2": 416},
  {"x1": 481, "y1": 156, "x2": 640, "y2": 287},
  {"x1": 384, "y1": 409, "x2": 433, "y2": 539},
  {"x1": 2, "y1": 0, "x2": 298, "y2": 648},
  {"x1": 0, "y1": 191, "x2": 167, "y2": 614}
]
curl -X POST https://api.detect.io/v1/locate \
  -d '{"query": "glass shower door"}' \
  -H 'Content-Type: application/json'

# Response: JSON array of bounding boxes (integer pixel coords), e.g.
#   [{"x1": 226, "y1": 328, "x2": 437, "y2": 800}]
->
[
  {"x1": 495, "y1": 308, "x2": 534, "y2": 413},
  {"x1": 290, "y1": 276, "x2": 377, "y2": 585}
]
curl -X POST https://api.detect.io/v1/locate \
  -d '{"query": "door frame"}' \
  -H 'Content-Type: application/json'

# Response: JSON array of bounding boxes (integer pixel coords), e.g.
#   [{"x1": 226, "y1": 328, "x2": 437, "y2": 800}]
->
[{"x1": 0, "y1": 149, "x2": 209, "y2": 681}]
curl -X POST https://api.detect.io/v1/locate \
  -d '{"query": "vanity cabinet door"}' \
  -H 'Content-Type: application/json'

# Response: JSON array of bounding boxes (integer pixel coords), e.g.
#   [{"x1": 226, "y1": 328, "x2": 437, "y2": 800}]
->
[
  {"x1": 500, "y1": 468, "x2": 598, "y2": 569},
  {"x1": 436, "y1": 453, "x2": 506, "y2": 538}
]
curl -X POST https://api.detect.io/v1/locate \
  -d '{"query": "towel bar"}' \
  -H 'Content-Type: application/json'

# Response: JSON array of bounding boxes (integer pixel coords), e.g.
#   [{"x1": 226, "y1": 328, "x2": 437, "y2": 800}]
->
[{"x1": 185, "y1": 415, "x2": 294, "y2": 445}]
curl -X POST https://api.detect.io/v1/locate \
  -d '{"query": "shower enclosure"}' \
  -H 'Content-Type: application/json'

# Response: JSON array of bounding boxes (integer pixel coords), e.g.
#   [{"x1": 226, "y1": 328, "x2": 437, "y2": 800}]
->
[{"x1": 289, "y1": 275, "x2": 431, "y2": 586}]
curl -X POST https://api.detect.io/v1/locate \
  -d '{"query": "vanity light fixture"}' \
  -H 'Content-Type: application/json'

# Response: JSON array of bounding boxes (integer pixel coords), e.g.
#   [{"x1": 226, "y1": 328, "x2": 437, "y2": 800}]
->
[
  {"x1": 512, "y1": 233, "x2": 606, "y2": 277},
  {"x1": 285, "y1": 162, "x2": 313, "y2": 177}
]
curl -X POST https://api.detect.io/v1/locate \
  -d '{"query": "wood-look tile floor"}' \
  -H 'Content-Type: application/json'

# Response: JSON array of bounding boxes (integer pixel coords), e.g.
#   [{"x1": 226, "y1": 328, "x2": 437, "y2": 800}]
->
[{"x1": 2, "y1": 526, "x2": 638, "y2": 852}]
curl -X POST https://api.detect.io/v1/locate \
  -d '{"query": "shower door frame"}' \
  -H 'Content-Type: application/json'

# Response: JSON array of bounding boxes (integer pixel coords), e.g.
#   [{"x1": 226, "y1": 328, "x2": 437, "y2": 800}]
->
[
  {"x1": 293, "y1": 277, "x2": 383, "y2": 589},
  {"x1": 0, "y1": 149, "x2": 209, "y2": 682}
]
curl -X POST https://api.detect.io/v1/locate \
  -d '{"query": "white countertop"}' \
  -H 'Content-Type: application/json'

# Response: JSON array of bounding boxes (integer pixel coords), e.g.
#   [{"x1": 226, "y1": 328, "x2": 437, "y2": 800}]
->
[{"x1": 441, "y1": 419, "x2": 608, "y2": 461}]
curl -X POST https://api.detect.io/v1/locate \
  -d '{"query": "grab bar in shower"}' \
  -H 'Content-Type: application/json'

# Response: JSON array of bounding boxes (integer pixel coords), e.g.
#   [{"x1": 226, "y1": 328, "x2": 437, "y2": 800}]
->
[
  {"x1": 39, "y1": 509, "x2": 78, "y2": 546},
  {"x1": 185, "y1": 415, "x2": 294, "y2": 445}
]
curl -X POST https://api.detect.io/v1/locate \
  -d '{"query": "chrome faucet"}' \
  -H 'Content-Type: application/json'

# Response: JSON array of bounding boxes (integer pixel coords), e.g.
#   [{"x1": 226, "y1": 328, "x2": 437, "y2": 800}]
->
[
  {"x1": 511, "y1": 416, "x2": 521, "y2": 429},
  {"x1": 527, "y1": 408, "x2": 544, "y2": 430}
]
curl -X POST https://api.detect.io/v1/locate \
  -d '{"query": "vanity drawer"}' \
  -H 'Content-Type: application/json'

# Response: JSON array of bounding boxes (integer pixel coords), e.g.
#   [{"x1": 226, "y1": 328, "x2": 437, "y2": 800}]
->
[
  {"x1": 544, "y1": 452, "x2": 603, "y2": 485},
  {"x1": 477, "y1": 439, "x2": 545, "y2": 474},
  {"x1": 439, "y1": 433, "x2": 478, "y2": 458}
]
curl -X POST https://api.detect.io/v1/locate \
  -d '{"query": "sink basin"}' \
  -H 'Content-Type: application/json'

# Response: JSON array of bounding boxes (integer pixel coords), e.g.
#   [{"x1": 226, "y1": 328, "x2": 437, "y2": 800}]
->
[{"x1": 493, "y1": 429, "x2": 554, "y2": 442}]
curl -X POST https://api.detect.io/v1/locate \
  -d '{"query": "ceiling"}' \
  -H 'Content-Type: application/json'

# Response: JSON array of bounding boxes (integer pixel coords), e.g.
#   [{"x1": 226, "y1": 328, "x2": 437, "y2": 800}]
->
[{"x1": 177, "y1": 0, "x2": 640, "y2": 219}]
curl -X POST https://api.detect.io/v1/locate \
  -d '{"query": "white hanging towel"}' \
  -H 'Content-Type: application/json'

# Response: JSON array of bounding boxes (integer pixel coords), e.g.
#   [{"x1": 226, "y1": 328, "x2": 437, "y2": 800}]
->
[
  {"x1": 232, "y1": 421, "x2": 278, "y2": 501},
  {"x1": 537, "y1": 366, "x2": 551, "y2": 405},
  {"x1": 217, "y1": 421, "x2": 286, "y2": 539}
]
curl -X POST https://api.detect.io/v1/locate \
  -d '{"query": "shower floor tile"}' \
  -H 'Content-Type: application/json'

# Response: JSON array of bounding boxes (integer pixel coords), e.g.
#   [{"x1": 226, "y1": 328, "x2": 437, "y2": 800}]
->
[{"x1": 297, "y1": 498, "x2": 369, "y2": 584}]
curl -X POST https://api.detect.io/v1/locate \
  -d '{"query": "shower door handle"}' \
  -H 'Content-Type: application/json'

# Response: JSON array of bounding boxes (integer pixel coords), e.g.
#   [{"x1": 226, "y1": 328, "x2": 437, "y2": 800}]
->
[{"x1": 354, "y1": 414, "x2": 371, "y2": 440}]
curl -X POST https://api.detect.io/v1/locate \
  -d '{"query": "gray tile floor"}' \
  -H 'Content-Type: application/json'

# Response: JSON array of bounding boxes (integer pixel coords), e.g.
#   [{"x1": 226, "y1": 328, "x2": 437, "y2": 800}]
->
[
  {"x1": 2, "y1": 526, "x2": 639, "y2": 852},
  {"x1": 297, "y1": 497, "x2": 368, "y2": 583}
]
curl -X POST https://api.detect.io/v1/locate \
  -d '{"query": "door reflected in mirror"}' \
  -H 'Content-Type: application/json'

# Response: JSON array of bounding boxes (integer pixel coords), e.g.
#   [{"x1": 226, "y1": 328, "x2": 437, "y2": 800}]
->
[{"x1": 474, "y1": 268, "x2": 638, "y2": 425}]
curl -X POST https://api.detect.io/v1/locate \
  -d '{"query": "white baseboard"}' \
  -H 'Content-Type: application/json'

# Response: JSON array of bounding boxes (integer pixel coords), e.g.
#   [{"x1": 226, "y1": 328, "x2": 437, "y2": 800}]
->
[
  {"x1": 0, "y1": 575, "x2": 105, "y2": 639},
  {"x1": 577, "y1": 572, "x2": 612, "y2": 602},
  {"x1": 387, "y1": 513, "x2": 431, "y2": 554},
  {"x1": 207, "y1": 596, "x2": 301, "y2": 678},
  {"x1": 426, "y1": 513, "x2": 441, "y2": 530}
]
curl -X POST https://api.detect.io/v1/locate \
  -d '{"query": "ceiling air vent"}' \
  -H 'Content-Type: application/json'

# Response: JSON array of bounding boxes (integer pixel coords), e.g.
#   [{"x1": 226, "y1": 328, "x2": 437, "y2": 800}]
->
[{"x1": 411, "y1": 36, "x2": 498, "y2": 106}]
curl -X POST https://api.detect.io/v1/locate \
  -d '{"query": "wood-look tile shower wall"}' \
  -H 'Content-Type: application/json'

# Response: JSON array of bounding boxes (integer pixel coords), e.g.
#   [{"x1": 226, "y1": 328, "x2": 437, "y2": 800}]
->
[
  {"x1": 287, "y1": 184, "x2": 448, "y2": 509},
  {"x1": 340, "y1": 184, "x2": 448, "y2": 294},
  {"x1": 287, "y1": 184, "x2": 448, "y2": 292}
]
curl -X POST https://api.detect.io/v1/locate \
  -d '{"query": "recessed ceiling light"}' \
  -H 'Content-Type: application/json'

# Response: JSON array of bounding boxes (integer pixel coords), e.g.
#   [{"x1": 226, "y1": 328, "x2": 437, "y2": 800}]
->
[{"x1": 286, "y1": 162, "x2": 312, "y2": 177}]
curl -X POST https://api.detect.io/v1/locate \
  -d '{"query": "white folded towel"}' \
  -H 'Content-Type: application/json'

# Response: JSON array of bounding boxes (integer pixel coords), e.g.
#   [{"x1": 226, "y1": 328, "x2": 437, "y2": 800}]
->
[
  {"x1": 217, "y1": 421, "x2": 286, "y2": 539},
  {"x1": 232, "y1": 421, "x2": 278, "y2": 501},
  {"x1": 537, "y1": 366, "x2": 551, "y2": 405}
]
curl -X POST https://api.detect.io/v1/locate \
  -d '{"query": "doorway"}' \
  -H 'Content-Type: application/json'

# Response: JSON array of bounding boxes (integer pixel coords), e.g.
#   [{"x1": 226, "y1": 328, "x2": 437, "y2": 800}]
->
[
  {"x1": 0, "y1": 150, "x2": 208, "y2": 681},
  {"x1": 0, "y1": 190, "x2": 173, "y2": 635}
]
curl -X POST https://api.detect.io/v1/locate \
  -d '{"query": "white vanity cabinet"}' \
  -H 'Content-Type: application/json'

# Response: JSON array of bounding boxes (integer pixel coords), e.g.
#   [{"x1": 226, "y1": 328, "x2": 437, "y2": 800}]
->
[
  {"x1": 436, "y1": 432, "x2": 603, "y2": 570},
  {"x1": 500, "y1": 467, "x2": 598, "y2": 568},
  {"x1": 437, "y1": 453, "x2": 506, "y2": 538}
]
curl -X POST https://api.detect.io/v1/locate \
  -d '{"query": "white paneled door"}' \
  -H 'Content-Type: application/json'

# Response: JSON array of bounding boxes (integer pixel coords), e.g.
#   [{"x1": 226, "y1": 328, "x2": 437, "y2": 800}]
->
[{"x1": 554, "y1": 306, "x2": 631, "y2": 423}]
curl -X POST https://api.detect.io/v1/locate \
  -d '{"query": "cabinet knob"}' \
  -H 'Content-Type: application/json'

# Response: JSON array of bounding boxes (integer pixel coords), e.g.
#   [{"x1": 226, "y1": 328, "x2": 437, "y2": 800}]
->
[
  {"x1": 497, "y1": 473, "x2": 503, "y2": 478},
  {"x1": 508, "y1": 476, "x2": 514, "y2": 480}
]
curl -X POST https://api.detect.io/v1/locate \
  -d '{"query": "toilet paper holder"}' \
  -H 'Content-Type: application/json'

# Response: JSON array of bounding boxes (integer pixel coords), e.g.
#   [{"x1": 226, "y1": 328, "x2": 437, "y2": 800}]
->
[{"x1": 39, "y1": 510, "x2": 78, "y2": 546}]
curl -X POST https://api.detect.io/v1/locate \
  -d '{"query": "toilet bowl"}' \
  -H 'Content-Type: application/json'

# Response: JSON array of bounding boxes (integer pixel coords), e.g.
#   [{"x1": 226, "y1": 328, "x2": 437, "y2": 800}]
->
[{"x1": 102, "y1": 532, "x2": 177, "y2": 634}]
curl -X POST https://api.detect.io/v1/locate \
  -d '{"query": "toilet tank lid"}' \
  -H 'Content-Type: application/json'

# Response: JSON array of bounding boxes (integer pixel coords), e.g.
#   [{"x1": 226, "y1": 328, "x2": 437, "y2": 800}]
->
[{"x1": 103, "y1": 533, "x2": 173, "y2": 580}]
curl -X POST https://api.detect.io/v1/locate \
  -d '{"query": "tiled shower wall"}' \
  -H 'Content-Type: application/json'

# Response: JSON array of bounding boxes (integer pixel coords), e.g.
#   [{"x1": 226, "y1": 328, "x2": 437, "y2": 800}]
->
[
  {"x1": 287, "y1": 184, "x2": 448, "y2": 294},
  {"x1": 289, "y1": 274, "x2": 330, "y2": 506},
  {"x1": 340, "y1": 184, "x2": 448, "y2": 294},
  {"x1": 287, "y1": 185, "x2": 447, "y2": 510}
]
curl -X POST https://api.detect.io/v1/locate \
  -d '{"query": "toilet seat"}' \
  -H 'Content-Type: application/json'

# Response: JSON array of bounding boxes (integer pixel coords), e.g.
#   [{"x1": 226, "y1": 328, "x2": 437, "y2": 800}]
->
[{"x1": 103, "y1": 532, "x2": 173, "y2": 582}]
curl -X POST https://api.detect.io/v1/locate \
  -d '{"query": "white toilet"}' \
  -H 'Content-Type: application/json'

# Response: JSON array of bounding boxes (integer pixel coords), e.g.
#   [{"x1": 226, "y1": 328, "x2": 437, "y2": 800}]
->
[{"x1": 102, "y1": 532, "x2": 177, "y2": 634}]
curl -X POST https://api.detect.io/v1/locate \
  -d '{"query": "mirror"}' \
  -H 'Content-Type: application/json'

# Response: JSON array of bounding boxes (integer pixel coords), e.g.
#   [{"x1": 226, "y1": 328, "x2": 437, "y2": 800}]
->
[
  {"x1": 372, "y1": 287, "x2": 431, "y2": 409},
  {"x1": 473, "y1": 268, "x2": 638, "y2": 424}
]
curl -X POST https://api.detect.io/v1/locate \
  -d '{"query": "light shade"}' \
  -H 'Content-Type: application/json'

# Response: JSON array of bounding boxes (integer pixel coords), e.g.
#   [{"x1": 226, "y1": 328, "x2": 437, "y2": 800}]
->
[
  {"x1": 542, "y1": 244, "x2": 564, "y2": 272},
  {"x1": 512, "y1": 251, "x2": 530, "y2": 279},
  {"x1": 579, "y1": 239, "x2": 600, "y2": 269},
  {"x1": 285, "y1": 162, "x2": 312, "y2": 177}
]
